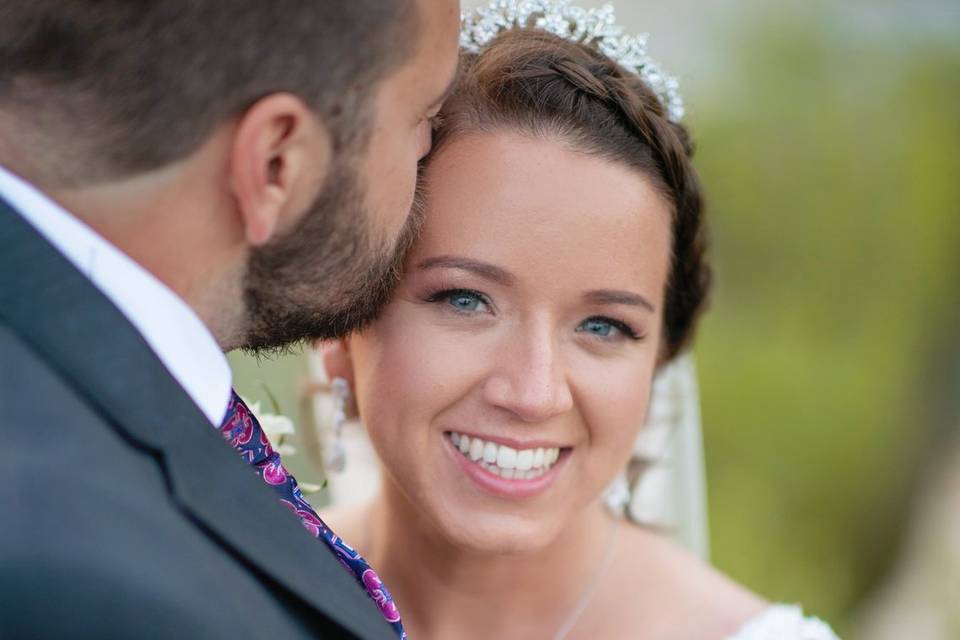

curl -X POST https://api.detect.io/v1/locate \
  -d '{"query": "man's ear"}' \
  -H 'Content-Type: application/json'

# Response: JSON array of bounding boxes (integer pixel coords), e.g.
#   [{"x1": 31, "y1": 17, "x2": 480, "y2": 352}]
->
[{"x1": 229, "y1": 92, "x2": 331, "y2": 247}]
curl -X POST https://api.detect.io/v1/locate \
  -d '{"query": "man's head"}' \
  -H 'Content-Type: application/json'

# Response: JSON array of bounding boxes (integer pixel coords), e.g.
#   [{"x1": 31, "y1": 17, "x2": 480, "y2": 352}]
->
[{"x1": 0, "y1": 0, "x2": 460, "y2": 351}]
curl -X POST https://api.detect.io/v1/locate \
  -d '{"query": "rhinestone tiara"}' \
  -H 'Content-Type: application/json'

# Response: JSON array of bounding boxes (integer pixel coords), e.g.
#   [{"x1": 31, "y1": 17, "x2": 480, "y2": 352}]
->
[{"x1": 461, "y1": 0, "x2": 684, "y2": 122}]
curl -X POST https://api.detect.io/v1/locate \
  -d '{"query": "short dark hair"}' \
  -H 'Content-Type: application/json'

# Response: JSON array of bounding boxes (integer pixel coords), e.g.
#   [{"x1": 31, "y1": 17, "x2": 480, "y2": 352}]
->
[
  {"x1": 431, "y1": 29, "x2": 711, "y2": 361},
  {"x1": 0, "y1": 0, "x2": 417, "y2": 186}
]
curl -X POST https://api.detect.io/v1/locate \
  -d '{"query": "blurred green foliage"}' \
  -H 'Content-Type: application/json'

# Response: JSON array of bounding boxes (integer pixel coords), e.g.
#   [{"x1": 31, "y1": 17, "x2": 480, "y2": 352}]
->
[{"x1": 692, "y1": 7, "x2": 960, "y2": 635}]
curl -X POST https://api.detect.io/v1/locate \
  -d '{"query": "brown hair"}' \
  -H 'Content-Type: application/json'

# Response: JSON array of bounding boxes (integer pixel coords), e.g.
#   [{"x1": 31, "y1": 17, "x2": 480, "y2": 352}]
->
[
  {"x1": 431, "y1": 29, "x2": 711, "y2": 360},
  {"x1": 0, "y1": 0, "x2": 416, "y2": 186}
]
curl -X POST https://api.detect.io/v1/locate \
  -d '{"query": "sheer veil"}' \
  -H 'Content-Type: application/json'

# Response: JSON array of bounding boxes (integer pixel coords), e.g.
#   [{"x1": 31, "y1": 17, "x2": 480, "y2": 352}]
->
[
  {"x1": 603, "y1": 353, "x2": 710, "y2": 560},
  {"x1": 306, "y1": 350, "x2": 711, "y2": 560}
]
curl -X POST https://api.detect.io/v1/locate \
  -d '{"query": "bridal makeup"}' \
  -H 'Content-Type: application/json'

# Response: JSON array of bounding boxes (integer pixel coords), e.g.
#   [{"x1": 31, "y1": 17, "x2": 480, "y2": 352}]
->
[{"x1": 343, "y1": 131, "x2": 673, "y2": 553}]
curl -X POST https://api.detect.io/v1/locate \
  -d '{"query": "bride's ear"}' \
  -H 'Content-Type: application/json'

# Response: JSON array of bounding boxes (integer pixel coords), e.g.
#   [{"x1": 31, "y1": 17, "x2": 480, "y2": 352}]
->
[{"x1": 319, "y1": 339, "x2": 355, "y2": 392}]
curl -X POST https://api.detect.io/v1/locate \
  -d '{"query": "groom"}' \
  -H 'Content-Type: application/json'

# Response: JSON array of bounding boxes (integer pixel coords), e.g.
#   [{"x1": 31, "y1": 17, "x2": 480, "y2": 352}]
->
[{"x1": 0, "y1": 1, "x2": 459, "y2": 638}]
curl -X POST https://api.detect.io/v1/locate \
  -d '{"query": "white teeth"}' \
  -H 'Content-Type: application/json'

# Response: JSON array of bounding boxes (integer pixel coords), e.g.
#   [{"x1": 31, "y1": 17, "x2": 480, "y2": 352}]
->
[
  {"x1": 469, "y1": 438, "x2": 484, "y2": 461},
  {"x1": 496, "y1": 446, "x2": 517, "y2": 470},
  {"x1": 479, "y1": 460, "x2": 548, "y2": 481},
  {"x1": 516, "y1": 449, "x2": 533, "y2": 471},
  {"x1": 448, "y1": 432, "x2": 562, "y2": 478}
]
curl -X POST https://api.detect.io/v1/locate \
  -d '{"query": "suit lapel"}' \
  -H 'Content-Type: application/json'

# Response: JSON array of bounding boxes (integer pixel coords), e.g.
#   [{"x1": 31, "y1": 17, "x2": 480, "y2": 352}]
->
[{"x1": 0, "y1": 200, "x2": 394, "y2": 640}]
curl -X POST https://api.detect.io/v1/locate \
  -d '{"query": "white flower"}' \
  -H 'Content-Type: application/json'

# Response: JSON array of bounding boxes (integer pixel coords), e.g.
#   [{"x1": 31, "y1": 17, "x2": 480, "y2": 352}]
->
[
  {"x1": 242, "y1": 398, "x2": 263, "y2": 417},
  {"x1": 241, "y1": 395, "x2": 297, "y2": 455},
  {"x1": 258, "y1": 413, "x2": 295, "y2": 440},
  {"x1": 275, "y1": 443, "x2": 298, "y2": 457},
  {"x1": 298, "y1": 482, "x2": 323, "y2": 494}
]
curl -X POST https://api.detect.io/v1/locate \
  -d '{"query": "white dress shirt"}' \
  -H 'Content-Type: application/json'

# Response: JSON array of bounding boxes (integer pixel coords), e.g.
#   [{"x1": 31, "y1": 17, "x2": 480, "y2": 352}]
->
[{"x1": 0, "y1": 165, "x2": 232, "y2": 426}]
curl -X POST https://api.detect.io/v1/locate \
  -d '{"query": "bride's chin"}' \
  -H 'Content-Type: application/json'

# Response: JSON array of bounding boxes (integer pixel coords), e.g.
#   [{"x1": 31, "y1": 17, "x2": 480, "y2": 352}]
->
[{"x1": 435, "y1": 512, "x2": 562, "y2": 556}]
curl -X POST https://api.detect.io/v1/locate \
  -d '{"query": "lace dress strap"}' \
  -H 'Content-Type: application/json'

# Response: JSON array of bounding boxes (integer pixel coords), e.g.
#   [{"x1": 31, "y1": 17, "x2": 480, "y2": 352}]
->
[{"x1": 727, "y1": 604, "x2": 840, "y2": 640}]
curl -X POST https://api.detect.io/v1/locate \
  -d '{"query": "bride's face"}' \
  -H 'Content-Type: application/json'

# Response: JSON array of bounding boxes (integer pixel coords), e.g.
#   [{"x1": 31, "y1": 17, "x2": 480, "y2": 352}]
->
[{"x1": 347, "y1": 131, "x2": 672, "y2": 553}]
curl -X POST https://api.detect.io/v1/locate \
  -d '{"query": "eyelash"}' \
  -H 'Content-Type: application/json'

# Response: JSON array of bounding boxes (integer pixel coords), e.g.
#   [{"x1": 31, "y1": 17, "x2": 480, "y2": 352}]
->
[
  {"x1": 580, "y1": 316, "x2": 644, "y2": 342},
  {"x1": 424, "y1": 288, "x2": 492, "y2": 314},
  {"x1": 423, "y1": 288, "x2": 644, "y2": 342}
]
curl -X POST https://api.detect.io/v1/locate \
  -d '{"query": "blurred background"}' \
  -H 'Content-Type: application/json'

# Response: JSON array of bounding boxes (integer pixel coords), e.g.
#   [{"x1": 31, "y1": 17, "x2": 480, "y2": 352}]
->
[{"x1": 231, "y1": 1, "x2": 960, "y2": 637}]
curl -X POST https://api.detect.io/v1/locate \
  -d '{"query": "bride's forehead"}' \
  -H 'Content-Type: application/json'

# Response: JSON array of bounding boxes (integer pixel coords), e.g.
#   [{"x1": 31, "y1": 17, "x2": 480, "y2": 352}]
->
[
  {"x1": 417, "y1": 131, "x2": 672, "y2": 251},
  {"x1": 406, "y1": 143, "x2": 671, "y2": 296}
]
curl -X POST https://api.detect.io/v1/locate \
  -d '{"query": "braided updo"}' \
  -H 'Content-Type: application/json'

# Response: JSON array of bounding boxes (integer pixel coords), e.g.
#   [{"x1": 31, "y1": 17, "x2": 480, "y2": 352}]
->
[{"x1": 430, "y1": 29, "x2": 711, "y2": 361}]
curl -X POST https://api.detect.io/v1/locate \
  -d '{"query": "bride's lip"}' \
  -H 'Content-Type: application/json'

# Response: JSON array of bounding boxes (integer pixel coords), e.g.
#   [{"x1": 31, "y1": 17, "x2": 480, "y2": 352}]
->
[{"x1": 444, "y1": 435, "x2": 571, "y2": 500}]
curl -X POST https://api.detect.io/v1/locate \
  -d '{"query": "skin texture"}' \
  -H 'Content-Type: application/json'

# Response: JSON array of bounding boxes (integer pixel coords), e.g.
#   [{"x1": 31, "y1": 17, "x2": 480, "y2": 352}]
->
[
  {"x1": 323, "y1": 132, "x2": 766, "y2": 639},
  {"x1": 28, "y1": 0, "x2": 461, "y2": 351}
]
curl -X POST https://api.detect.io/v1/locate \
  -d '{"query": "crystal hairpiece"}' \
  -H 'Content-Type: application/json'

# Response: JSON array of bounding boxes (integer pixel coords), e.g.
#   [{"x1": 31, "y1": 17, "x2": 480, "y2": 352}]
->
[{"x1": 461, "y1": 0, "x2": 684, "y2": 122}]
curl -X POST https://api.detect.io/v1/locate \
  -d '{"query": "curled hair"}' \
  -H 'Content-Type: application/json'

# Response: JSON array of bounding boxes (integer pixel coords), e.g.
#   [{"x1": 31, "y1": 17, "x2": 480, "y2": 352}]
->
[{"x1": 432, "y1": 29, "x2": 711, "y2": 360}]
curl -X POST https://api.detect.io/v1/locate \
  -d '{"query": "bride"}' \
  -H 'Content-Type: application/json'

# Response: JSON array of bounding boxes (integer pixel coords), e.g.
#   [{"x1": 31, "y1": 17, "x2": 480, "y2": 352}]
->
[{"x1": 315, "y1": 2, "x2": 840, "y2": 638}]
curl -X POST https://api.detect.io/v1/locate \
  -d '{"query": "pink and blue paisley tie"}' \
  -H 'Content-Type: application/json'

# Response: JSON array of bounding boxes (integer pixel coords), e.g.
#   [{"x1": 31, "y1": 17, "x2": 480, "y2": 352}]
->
[{"x1": 218, "y1": 391, "x2": 406, "y2": 639}]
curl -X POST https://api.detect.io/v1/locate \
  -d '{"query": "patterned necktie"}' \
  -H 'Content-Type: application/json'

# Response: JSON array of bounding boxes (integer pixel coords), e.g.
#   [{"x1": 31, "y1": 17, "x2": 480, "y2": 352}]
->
[{"x1": 217, "y1": 391, "x2": 406, "y2": 639}]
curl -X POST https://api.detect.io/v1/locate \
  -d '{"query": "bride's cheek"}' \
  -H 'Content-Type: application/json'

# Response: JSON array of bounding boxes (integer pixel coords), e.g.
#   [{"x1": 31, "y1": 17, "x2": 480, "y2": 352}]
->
[{"x1": 585, "y1": 374, "x2": 652, "y2": 478}]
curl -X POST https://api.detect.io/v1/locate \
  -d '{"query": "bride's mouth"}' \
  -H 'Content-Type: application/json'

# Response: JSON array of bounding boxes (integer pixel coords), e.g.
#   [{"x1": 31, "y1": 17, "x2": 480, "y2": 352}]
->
[{"x1": 444, "y1": 431, "x2": 570, "y2": 498}]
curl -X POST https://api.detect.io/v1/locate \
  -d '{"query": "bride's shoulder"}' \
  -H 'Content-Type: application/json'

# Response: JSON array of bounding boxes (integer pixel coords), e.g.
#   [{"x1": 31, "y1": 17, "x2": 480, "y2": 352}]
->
[
  {"x1": 611, "y1": 525, "x2": 839, "y2": 639},
  {"x1": 608, "y1": 523, "x2": 767, "y2": 637}
]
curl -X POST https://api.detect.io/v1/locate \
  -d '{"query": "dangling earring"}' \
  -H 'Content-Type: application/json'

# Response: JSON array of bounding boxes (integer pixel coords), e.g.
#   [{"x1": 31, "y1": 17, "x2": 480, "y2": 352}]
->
[{"x1": 322, "y1": 376, "x2": 350, "y2": 473}]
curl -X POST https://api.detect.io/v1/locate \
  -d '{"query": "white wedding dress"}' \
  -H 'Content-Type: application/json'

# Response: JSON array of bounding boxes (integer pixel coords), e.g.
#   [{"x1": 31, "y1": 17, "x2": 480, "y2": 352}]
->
[
  {"x1": 307, "y1": 352, "x2": 841, "y2": 639},
  {"x1": 730, "y1": 604, "x2": 840, "y2": 639}
]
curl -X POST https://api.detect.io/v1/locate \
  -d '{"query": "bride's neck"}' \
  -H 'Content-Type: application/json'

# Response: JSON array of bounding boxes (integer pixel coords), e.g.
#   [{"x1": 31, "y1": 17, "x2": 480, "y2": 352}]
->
[{"x1": 363, "y1": 480, "x2": 615, "y2": 639}]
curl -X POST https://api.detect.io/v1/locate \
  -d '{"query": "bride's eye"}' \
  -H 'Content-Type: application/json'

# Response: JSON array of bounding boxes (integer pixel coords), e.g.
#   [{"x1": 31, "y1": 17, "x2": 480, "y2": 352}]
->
[
  {"x1": 577, "y1": 317, "x2": 641, "y2": 341},
  {"x1": 426, "y1": 289, "x2": 492, "y2": 315}
]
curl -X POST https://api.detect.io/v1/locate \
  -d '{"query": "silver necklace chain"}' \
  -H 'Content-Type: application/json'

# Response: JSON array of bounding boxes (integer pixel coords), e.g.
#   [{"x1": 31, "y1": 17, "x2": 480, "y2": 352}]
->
[{"x1": 552, "y1": 518, "x2": 620, "y2": 640}]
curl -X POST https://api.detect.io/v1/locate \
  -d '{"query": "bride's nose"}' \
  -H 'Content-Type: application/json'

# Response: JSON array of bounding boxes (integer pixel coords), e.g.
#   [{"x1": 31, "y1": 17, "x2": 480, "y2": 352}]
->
[{"x1": 482, "y1": 321, "x2": 574, "y2": 423}]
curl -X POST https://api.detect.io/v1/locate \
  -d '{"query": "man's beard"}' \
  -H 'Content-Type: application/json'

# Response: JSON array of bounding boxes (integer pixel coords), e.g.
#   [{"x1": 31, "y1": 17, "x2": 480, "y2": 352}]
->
[{"x1": 239, "y1": 157, "x2": 421, "y2": 354}]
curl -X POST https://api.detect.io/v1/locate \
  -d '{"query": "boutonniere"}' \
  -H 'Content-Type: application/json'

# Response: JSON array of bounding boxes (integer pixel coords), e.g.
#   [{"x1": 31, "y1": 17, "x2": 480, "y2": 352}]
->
[{"x1": 242, "y1": 382, "x2": 324, "y2": 493}]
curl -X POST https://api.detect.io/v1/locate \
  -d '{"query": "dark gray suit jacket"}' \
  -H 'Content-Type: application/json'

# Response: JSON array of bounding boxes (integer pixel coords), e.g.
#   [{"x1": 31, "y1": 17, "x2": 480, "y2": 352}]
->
[{"x1": 0, "y1": 197, "x2": 394, "y2": 639}]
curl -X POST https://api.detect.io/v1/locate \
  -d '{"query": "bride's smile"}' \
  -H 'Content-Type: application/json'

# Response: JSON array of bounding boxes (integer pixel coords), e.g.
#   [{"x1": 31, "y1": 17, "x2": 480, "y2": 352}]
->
[{"x1": 445, "y1": 430, "x2": 570, "y2": 497}]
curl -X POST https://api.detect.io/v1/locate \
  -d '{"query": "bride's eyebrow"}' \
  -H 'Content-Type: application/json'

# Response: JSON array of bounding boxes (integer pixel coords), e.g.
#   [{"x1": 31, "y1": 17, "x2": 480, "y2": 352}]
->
[
  {"x1": 583, "y1": 289, "x2": 656, "y2": 313},
  {"x1": 416, "y1": 255, "x2": 516, "y2": 286}
]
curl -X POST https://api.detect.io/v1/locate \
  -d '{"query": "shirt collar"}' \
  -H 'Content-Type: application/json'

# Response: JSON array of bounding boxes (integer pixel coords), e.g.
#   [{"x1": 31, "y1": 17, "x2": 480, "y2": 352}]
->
[{"x1": 0, "y1": 165, "x2": 232, "y2": 426}]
